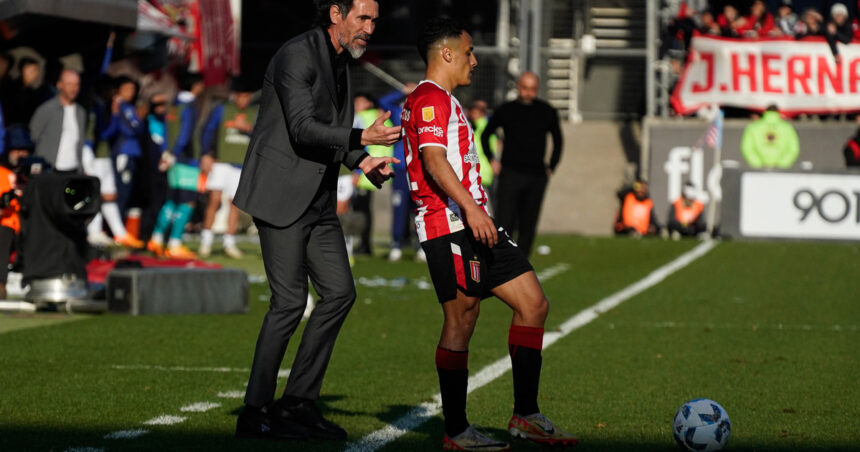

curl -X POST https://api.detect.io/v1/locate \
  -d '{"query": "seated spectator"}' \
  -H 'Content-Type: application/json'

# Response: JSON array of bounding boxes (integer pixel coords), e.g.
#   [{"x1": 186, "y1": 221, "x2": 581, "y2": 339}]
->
[
  {"x1": 667, "y1": 183, "x2": 706, "y2": 239},
  {"x1": 741, "y1": 105, "x2": 800, "y2": 169},
  {"x1": 614, "y1": 180, "x2": 660, "y2": 237},
  {"x1": 737, "y1": 0, "x2": 776, "y2": 38},
  {"x1": 0, "y1": 126, "x2": 31, "y2": 298},
  {"x1": 82, "y1": 141, "x2": 143, "y2": 248},
  {"x1": 826, "y1": 3, "x2": 853, "y2": 60},
  {"x1": 796, "y1": 8, "x2": 825, "y2": 39},
  {"x1": 775, "y1": 0, "x2": 800, "y2": 37}
]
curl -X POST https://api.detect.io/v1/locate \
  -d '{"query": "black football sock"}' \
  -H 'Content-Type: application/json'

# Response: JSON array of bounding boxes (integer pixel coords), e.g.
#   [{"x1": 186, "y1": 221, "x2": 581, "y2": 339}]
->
[
  {"x1": 509, "y1": 324, "x2": 543, "y2": 416},
  {"x1": 436, "y1": 346, "x2": 470, "y2": 437}
]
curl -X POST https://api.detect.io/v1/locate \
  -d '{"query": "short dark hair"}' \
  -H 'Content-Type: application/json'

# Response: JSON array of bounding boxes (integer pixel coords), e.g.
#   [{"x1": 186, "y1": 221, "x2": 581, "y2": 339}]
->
[
  {"x1": 17, "y1": 56, "x2": 38, "y2": 73},
  {"x1": 115, "y1": 75, "x2": 138, "y2": 91},
  {"x1": 417, "y1": 17, "x2": 468, "y2": 64},
  {"x1": 181, "y1": 72, "x2": 203, "y2": 91},
  {"x1": 314, "y1": 0, "x2": 354, "y2": 27}
]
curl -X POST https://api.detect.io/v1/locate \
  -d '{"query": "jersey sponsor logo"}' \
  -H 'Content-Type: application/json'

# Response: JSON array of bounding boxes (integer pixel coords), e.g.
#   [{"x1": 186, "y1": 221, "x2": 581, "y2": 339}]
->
[
  {"x1": 469, "y1": 260, "x2": 481, "y2": 283},
  {"x1": 422, "y1": 106, "x2": 435, "y2": 122},
  {"x1": 418, "y1": 125, "x2": 444, "y2": 137},
  {"x1": 464, "y1": 150, "x2": 480, "y2": 164}
]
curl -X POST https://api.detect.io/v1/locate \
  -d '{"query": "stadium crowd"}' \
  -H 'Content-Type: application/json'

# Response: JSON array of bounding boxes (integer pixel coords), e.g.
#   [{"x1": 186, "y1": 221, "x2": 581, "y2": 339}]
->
[{"x1": 665, "y1": 0, "x2": 860, "y2": 51}]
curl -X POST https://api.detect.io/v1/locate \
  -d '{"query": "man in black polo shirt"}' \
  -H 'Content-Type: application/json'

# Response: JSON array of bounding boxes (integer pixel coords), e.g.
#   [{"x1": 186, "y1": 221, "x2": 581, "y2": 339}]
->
[{"x1": 481, "y1": 71, "x2": 562, "y2": 257}]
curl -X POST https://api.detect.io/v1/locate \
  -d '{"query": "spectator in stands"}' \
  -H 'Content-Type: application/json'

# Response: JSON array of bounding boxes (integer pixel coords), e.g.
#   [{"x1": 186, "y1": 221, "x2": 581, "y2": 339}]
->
[
  {"x1": 739, "y1": 0, "x2": 776, "y2": 38},
  {"x1": 775, "y1": 0, "x2": 800, "y2": 37},
  {"x1": 29, "y1": 69, "x2": 86, "y2": 173},
  {"x1": 614, "y1": 179, "x2": 660, "y2": 237},
  {"x1": 0, "y1": 126, "x2": 30, "y2": 298},
  {"x1": 377, "y1": 82, "x2": 422, "y2": 262},
  {"x1": 796, "y1": 8, "x2": 825, "y2": 39},
  {"x1": 717, "y1": 4, "x2": 744, "y2": 37},
  {"x1": 667, "y1": 183, "x2": 706, "y2": 239},
  {"x1": 3, "y1": 57, "x2": 49, "y2": 126},
  {"x1": 741, "y1": 105, "x2": 800, "y2": 169},
  {"x1": 198, "y1": 84, "x2": 258, "y2": 259},
  {"x1": 101, "y1": 75, "x2": 145, "y2": 216},
  {"x1": 698, "y1": 9, "x2": 723, "y2": 36},
  {"x1": 826, "y1": 3, "x2": 853, "y2": 60},
  {"x1": 351, "y1": 93, "x2": 394, "y2": 256},
  {"x1": 482, "y1": 71, "x2": 563, "y2": 257}
]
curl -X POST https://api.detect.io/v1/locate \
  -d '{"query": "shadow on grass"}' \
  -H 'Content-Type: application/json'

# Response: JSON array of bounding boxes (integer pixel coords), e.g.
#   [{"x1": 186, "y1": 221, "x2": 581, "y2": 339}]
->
[{"x1": 2, "y1": 424, "x2": 859, "y2": 452}]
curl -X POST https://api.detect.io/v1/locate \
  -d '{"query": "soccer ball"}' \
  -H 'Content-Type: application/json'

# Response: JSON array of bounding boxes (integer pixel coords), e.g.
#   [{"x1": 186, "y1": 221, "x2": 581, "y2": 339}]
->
[{"x1": 673, "y1": 398, "x2": 731, "y2": 451}]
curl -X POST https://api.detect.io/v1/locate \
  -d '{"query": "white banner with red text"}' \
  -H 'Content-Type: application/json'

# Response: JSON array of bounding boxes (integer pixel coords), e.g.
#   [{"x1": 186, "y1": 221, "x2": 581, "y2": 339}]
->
[{"x1": 672, "y1": 35, "x2": 860, "y2": 115}]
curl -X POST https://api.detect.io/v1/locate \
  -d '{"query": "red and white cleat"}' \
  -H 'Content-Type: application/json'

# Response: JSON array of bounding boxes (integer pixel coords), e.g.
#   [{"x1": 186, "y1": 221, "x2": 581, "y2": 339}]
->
[{"x1": 508, "y1": 413, "x2": 578, "y2": 447}]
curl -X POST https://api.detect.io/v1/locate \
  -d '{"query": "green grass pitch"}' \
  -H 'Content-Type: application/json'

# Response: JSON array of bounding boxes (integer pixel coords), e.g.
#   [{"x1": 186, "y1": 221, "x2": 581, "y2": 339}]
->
[{"x1": 0, "y1": 236, "x2": 857, "y2": 451}]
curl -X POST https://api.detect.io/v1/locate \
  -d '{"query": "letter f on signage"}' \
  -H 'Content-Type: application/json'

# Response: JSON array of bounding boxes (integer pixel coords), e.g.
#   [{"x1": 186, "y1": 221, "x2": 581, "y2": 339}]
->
[{"x1": 664, "y1": 147, "x2": 692, "y2": 201}]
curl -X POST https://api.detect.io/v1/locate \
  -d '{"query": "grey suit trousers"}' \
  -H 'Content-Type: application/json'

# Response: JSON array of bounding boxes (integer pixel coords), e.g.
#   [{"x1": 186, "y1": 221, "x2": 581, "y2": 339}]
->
[{"x1": 244, "y1": 188, "x2": 356, "y2": 407}]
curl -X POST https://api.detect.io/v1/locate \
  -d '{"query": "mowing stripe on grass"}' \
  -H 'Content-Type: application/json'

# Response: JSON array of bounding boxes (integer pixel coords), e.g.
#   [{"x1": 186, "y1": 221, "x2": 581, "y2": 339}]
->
[{"x1": 344, "y1": 240, "x2": 716, "y2": 452}]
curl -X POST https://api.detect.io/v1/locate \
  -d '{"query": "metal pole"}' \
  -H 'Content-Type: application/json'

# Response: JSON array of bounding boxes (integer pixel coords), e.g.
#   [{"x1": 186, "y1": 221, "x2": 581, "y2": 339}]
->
[
  {"x1": 497, "y1": 0, "x2": 510, "y2": 51},
  {"x1": 646, "y1": 0, "x2": 657, "y2": 117},
  {"x1": 518, "y1": 0, "x2": 529, "y2": 75},
  {"x1": 530, "y1": 0, "x2": 541, "y2": 75}
]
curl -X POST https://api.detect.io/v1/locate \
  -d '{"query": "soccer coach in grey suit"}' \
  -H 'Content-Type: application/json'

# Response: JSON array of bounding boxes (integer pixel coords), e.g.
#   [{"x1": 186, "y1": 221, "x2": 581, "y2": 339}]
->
[{"x1": 233, "y1": 0, "x2": 400, "y2": 441}]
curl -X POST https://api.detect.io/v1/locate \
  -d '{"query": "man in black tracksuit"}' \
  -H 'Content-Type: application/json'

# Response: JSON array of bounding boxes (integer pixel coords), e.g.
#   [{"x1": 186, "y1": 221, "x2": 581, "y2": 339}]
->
[{"x1": 481, "y1": 71, "x2": 562, "y2": 257}]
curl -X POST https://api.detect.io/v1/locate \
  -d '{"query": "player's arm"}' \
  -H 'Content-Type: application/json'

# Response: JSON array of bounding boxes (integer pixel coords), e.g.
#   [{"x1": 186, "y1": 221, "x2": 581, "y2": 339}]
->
[{"x1": 422, "y1": 146, "x2": 498, "y2": 247}]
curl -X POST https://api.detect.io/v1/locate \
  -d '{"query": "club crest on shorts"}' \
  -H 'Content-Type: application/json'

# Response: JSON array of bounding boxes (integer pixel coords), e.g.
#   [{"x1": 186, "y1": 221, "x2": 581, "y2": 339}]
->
[
  {"x1": 422, "y1": 106, "x2": 435, "y2": 122},
  {"x1": 469, "y1": 260, "x2": 480, "y2": 283}
]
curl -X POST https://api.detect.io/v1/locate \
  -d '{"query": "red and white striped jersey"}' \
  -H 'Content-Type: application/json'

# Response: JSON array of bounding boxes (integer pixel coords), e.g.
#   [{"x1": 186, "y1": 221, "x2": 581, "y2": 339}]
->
[{"x1": 401, "y1": 80, "x2": 488, "y2": 242}]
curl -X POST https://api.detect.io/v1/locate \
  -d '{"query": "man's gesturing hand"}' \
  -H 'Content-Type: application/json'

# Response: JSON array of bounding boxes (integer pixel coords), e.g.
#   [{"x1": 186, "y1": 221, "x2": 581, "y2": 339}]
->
[
  {"x1": 359, "y1": 156, "x2": 401, "y2": 189},
  {"x1": 361, "y1": 110, "x2": 402, "y2": 146},
  {"x1": 463, "y1": 204, "x2": 498, "y2": 247}
]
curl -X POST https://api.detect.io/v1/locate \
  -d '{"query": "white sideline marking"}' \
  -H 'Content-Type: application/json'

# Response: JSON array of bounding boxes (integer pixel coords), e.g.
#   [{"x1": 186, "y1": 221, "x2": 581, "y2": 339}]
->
[
  {"x1": 63, "y1": 448, "x2": 105, "y2": 452},
  {"x1": 104, "y1": 429, "x2": 149, "y2": 439},
  {"x1": 112, "y1": 365, "x2": 290, "y2": 378},
  {"x1": 180, "y1": 402, "x2": 221, "y2": 412},
  {"x1": 535, "y1": 263, "x2": 570, "y2": 282},
  {"x1": 112, "y1": 364, "x2": 249, "y2": 373},
  {"x1": 217, "y1": 390, "x2": 245, "y2": 399},
  {"x1": 143, "y1": 415, "x2": 187, "y2": 425},
  {"x1": 344, "y1": 241, "x2": 717, "y2": 452}
]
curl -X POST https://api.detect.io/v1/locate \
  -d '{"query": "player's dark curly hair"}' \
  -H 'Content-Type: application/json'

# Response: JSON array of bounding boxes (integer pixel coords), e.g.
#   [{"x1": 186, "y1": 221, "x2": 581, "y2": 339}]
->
[
  {"x1": 417, "y1": 17, "x2": 468, "y2": 64},
  {"x1": 314, "y1": 0, "x2": 355, "y2": 27}
]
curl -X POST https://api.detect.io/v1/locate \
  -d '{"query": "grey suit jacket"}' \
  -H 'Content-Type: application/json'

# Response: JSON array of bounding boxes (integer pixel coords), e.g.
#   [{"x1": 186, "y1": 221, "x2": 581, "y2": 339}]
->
[
  {"x1": 233, "y1": 27, "x2": 367, "y2": 228},
  {"x1": 29, "y1": 96, "x2": 86, "y2": 172}
]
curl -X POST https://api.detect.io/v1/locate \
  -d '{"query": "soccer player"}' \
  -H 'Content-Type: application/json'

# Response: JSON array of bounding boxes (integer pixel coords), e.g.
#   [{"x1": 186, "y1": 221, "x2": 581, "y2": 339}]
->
[{"x1": 401, "y1": 17, "x2": 578, "y2": 450}]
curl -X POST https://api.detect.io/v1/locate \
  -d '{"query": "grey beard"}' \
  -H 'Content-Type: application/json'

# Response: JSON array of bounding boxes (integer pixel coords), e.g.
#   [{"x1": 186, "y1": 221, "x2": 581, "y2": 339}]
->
[{"x1": 341, "y1": 40, "x2": 366, "y2": 59}]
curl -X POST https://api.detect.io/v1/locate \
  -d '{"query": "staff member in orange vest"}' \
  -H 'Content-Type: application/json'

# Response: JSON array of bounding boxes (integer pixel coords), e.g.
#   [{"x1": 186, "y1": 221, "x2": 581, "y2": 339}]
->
[
  {"x1": 667, "y1": 183, "x2": 706, "y2": 239},
  {"x1": 0, "y1": 125, "x2": 31, "y2": 298},
  {"x1": 614, "y1": 179, "x2": 660, "y2": 237}
]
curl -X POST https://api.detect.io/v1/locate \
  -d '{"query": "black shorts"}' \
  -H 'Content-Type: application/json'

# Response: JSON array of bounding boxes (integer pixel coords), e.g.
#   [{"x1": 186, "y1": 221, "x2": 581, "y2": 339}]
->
[{"x1": 421, "y1": 220, "x2": 534, "y2": 303}]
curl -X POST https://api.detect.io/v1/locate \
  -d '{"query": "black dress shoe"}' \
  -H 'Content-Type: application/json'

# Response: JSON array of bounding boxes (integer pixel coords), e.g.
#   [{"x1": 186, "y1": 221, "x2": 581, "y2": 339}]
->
[
  {"x1": 273, "y1": 399, "x2": 347, "y2": 440},
  {"x1": 235, "y1": 406, "x2": 309, "y2": 440}
]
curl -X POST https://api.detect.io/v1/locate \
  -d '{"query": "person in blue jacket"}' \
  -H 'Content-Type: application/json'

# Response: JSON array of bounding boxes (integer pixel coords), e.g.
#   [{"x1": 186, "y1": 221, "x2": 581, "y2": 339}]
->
[{"x1": 100, "y1": 75, "x2": 144, "y2": 216}]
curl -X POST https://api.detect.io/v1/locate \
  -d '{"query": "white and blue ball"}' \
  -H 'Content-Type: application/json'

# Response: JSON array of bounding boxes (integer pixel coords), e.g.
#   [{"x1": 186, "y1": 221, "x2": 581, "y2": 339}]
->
[{"x1": 673, "y1": 398, "x2": 731, "y2": 451}]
